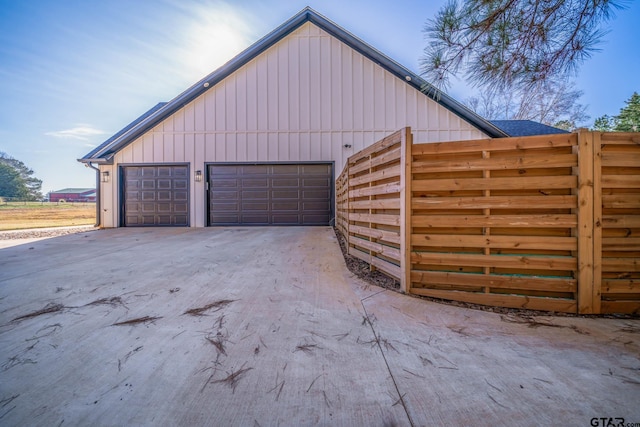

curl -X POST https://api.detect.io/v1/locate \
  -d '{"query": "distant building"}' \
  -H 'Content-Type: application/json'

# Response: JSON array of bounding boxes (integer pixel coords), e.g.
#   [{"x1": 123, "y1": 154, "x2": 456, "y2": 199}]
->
[{"x1": 49, "y1": 188, "x2": 96, "y2": 203}]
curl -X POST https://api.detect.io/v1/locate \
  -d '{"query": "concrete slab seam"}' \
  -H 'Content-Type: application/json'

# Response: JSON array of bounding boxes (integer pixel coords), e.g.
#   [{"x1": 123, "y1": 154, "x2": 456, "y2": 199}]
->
[{"x1": 360, "y1": 299, "x2": 415, "y2": 427}]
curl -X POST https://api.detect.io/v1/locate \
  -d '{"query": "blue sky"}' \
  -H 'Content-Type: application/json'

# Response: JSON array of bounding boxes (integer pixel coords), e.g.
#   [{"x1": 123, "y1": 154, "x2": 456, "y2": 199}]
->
[{"x1": 1, "y1": 0, "x2": 638, "y2": 194}]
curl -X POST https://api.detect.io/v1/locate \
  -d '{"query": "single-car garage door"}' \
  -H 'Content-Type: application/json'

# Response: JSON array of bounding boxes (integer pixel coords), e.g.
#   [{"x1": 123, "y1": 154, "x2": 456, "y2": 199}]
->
[
  {"x1": 208, "y1": 163, "x2": 332, "y2": 225},
  {"x1": 122, "y1": 165, "x2": 189, "y2": 226}
]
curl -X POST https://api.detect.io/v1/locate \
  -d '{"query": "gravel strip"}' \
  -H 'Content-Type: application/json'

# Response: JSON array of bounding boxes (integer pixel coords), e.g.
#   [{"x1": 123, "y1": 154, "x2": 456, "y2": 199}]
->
[{"x1": 0, "y1": 226, "x2": 98, "y2": 240}]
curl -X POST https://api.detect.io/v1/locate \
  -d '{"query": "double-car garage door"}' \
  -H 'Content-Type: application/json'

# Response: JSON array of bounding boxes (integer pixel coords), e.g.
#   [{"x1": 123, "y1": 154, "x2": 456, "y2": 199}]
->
[
  {"x1": 208, "y1": 164, "x2": 332, "y2": 225},
  {"x1": 122, "y1": 163, "x2": 332, "y2": 226}
]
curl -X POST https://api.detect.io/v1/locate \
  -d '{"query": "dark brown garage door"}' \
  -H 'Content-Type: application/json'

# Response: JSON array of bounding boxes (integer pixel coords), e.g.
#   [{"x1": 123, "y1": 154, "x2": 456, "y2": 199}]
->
[
  {"x1": 208, "y1": 164, "x2": 332, "y2": 225},
  {"x1": 122, "y1": 165, "x2": 189, "y2": 226}
]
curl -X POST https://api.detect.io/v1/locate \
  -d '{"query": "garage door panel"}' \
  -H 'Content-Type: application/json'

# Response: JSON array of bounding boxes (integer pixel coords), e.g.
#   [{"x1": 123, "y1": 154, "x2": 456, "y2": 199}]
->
[
  {"x1": 272, "y1": 214, "x2": 301, "y2": 224},
  {"x1": 157, "y1": 191, "x2": 172, "y2": 201},
  {"x1": 211, "y1": 191, "x2": 239, "y2": 200},
  {"x1": 302, "y1": 214, "x2": 329, "y2": 223},
  {"x1": 211, "y1": 203, "x2": 239, "y2": 211},
  {"x1": 126, "y1": 180, "x2": 141, "y2": 190},
  {"x1": 156, "y1": 202, "x2": 172, "y2": 213},
  {"x1": 302, "y1": 201, "x2": 328, "y2": 210},
  {"x1": 272, "y1": 190, "x2": 299, "y2": 199},
  {"x1": 157, "y1": 180, "x2": 172, "y2": 189},
  {"x1": 174, "y1": 215, "x2": 188, "y2": 225},
  {"x1": 242, "y1": 178, "x2": 269, "y2": 187},
  {"x1": 122, "y1": 165, "x2": 189, "y2": 227},
  {"x1": 242, "y1": 190, "x2": 268, "y2": 199},
  {"x1": 242, "y1": 201, "x2": 269, "y2": 211},
  {"x1": 272, "y1": 201, "x2": 299, "y2": 210},
  {"x1": 141, "y1": 202, "x2": 157, "y2": 212},
  {"x1": 243, "y1": 165, "x2": 269, "y2": 174},
  {"x1": 208, "y1": 163, "x2": 331, "y2": 226},
  {"x1": 301, "y1": 164, "x2": 330, "y2": 174},
  {"x1": 242, "y1": 213, "x2": 270, "y2": 223},
  {"x1": 174, "y1": 191, "x2": 188, "y2": 201},
  {"x1": 302, "y1": 188, "x2": 329, "y2": 198},
  {"x1": 272, "y1": 178, "x2": 299, "y2": 187},
  {"x1": 211, "y1": 179, "x2": 239, "y2": 188}
]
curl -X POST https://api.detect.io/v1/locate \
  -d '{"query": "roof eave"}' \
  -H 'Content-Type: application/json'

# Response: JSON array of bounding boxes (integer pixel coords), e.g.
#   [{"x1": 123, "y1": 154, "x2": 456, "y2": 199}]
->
[{"x1": 77, "y1": 157, "x2": 114, "y2": 165}]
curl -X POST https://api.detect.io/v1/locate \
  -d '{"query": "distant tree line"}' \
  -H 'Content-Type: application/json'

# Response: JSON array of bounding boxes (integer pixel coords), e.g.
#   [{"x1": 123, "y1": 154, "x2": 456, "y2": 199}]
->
[
  {"x1": 592, "y1": 92, "x2": 640, "y2": 132},
  {"x1": 0, "y1": 152, "x2": 43, "y2": 201}
]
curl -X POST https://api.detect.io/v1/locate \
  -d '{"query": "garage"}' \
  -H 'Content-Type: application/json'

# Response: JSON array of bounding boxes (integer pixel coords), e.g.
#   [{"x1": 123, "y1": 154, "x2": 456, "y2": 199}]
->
[
  {"x1": 122, "y1": 165, "x2": 189, "y2": 226},
  {"x1": 208, "y1": 163, "x2": 332, "y2": 226}
]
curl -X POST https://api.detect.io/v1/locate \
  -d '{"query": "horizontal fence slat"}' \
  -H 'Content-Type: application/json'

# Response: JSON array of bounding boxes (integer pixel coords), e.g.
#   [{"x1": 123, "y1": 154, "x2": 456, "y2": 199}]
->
[
  {"x1": 602, "y1": 279, "x2": 640, "y2": 294},
  {"x1": 601, "y1": 175, "x2": 640, "y2": 188},
  {"x1": 348, "y1": 130, "x2": 402, "y2": 164},
  {"x1": 602, "y1": 237, "x2": 640, "y2": 251},
  {"x1": 412, "y1": 153, "x2": 577, "y2": 174},
  {"x1": 411, "y1": 270, "x2": 577, "y2": 292},
  {"x1": 602, "y1": 258, "x2": 640, "y2": 272},
  {"x1": 348, "y1": 147, "x2": 401, "y2": 175},
  {"x1": 412, "y1": 195, "x2": 577, "y2": 210},
  {"x1": 412, "y1": 134, "x2": 576, "y2": 155},
  {"x1": 600, "y1": 301, "x2": 640, "y2": 315},
  {"x1": 411, "y1": 252, "x2": 576, "y2": 271},
  {"x1": 602, "y1": 152, "x2": 640, "y2": 167},
  {"x1": 410, "y1": 287, "x2": 577, "y2": 313},
  {"x1": 348, "y1": 213, "x2": 401, "y2": 226},
  {"x1": 412, "y1": 176, "x2": 577, "y2": 192},
  {"x1": 370, "y1": 257, "x2": 401, "y2": 280},
  {"x1": 348, "y1": 165, "x2": 401, "y2": 187},
  {"x1": 601, "y1": 133, "x2": 640, "y2": 143},
  {"x1": 411, "y1": 214, "x2": 577, "y2": 228},
  {"x1": 350, "y1": 236, "x2": 401, "y2": 262},
  {"x1": 602, "y1": 195, "x2": 640, "y2": 209},
  {"x1": 349, "y1": 246, "x2": 401, "y2": 280},
  {"x1": 349, "y1": 199, "x2": 400, "y2": 210},
  {"x1": 349, "y1": 224, "x2": 401, "y2": 245},
  {"x1": 602, "y1": 215, "x2": 640, "y2": 228},
  {"x1": 411, "y1": 234, "x2": 577, "y2": 251},
  {"x1": 348, "y1": 182, "x2": 401, "y2": 198}
]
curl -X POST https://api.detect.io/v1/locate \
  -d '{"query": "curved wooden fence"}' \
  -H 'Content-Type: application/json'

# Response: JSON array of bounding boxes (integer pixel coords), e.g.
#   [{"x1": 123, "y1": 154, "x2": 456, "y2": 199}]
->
[{"x1": 336, "y1": 128, "x2": 640, "y2": 314}]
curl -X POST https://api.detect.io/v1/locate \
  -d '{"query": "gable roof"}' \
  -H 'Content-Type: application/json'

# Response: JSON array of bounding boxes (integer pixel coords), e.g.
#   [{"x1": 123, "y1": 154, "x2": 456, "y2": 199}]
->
[
  {"x1": 490, "y1": 120, "x2": 570, "y2": 137},
  {"x1": 79, "y1": 7, "x2": 508, "y2": 164}
]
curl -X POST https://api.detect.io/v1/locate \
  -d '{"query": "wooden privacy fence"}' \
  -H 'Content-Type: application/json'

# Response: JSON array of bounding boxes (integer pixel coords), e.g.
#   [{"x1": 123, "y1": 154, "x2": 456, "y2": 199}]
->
[{"x1": 335, "y1": 128, "x2": 640, "y2": 314}]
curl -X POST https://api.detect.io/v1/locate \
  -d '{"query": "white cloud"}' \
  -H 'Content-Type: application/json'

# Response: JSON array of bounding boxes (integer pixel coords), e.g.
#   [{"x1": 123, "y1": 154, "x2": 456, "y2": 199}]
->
[{"x1": 45, "y1": 125, "x2": 107, "y2": 141}]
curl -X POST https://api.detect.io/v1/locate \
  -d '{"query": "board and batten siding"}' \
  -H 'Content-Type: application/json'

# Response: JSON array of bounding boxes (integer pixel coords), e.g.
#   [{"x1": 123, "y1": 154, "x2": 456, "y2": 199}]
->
[{"x1": 101, "y1": 22, "x2": 487, "y2": 227}]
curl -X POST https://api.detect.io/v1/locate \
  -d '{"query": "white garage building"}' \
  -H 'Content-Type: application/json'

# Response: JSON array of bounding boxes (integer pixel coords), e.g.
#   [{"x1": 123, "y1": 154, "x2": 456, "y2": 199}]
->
[{"x1": 79, "y1": 7, "x2": 508, "y2": 228}]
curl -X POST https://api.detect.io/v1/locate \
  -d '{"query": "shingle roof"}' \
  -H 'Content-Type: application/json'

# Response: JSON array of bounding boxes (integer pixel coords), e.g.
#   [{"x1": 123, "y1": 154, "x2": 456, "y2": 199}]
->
[
  {"x1": 79, "y1": 7, "x2": 507, "y2": 164},
  {"x1": 490, "y1": 120, "x2": 570, "y2": 137}
]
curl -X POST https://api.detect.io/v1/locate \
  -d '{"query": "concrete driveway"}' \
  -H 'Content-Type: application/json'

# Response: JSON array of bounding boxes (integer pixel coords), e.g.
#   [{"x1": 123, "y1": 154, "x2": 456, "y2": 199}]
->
[{"x1": 0, "y1": 227, "x2": 638, "y2": 426}]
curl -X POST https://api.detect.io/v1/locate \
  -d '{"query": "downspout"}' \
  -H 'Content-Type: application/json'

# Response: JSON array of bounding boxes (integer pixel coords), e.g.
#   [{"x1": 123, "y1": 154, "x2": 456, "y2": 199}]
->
[{"x1": 85, "y1": 162, "x2": 101, "y2": 227}]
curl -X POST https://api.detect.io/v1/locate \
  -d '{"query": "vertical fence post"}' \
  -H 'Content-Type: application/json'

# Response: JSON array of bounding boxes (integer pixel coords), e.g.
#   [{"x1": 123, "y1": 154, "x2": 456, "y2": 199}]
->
[
  {"x1": 592, "y1": 131, "x2": 603, "y2": 314},
  {"x1": 345, "y1": 161, "x2": 350, "y2": 243},
  {"x1": 577, "y1": 130, "x2": 595, "y2": 314},
  {"x1": 400, "y1": 127, "x2": 413, "y2": 293}
]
